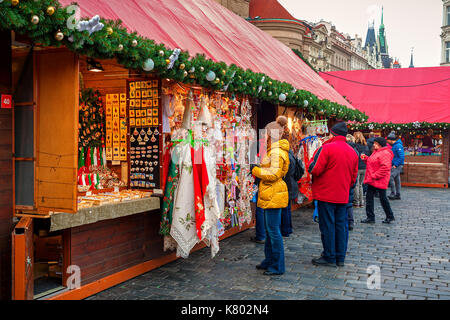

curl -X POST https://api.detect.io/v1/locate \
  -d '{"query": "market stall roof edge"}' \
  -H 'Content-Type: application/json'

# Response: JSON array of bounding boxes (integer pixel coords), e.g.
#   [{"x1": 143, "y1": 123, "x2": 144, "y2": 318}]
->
[{"x1": 320, "y1": 66, "x2": 450, "y2": 127}]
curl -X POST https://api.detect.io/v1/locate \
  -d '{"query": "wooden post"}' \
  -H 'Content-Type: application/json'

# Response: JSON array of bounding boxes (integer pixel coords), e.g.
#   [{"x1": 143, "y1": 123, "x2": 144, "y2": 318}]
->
[
  {"x1": 12, "y1": 217, "x2": 34, "y2": 300},
  {"x1": 0, "y1": 30, "x2": 13, "y2": 300}
]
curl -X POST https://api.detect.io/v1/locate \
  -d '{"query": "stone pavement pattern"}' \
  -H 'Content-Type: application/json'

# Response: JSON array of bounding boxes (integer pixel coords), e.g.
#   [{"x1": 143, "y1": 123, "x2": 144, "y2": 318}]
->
[{"x1": 87, "y1": 187, "x2": 450, "y2": 300}]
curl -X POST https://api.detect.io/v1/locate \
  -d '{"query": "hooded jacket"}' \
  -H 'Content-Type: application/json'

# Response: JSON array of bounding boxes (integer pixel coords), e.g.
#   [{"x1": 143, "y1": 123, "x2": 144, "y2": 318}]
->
[
  {"x1": 252, "y1": 139, "x2": 290, "y2": 209},
  {"x1": 391, "y1": 139, "x2": 405, "y2": 167},
  {"x1": 363, "y1": 146, "x2": 394, "y2": 190},
  {"x1": 308, "y1": 136, "x2": 359, "y2": 204}
]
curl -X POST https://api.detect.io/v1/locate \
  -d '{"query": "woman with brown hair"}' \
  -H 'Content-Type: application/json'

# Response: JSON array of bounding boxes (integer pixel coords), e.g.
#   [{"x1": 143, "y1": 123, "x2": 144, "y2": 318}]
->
[
  {"x1": 353, "y1": 132, "x2": 370, "y2": 207},
  {"x1": 252, "y1": 116, "x2": 290, "y2": 275}
]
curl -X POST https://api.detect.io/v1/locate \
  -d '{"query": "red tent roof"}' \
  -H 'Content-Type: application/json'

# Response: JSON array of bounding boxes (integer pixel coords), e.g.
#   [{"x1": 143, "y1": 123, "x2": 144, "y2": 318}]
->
[
  {"x1": 320, "y1": 67, "x2": 450, "y2": 123},
  {"x1": 249, "y1": 0, "x2": 297, "y2": 21},
  {"x1": 58, "y1": 0, "x2": 353, "y2": 108}
]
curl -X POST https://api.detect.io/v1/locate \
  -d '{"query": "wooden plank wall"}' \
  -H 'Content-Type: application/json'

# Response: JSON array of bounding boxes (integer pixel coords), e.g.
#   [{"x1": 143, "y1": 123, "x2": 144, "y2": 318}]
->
[
  {"x1": 69, "y1": 211, "x2": 164, "y2": 286},
  {"x1": 0, "y1": 30, "x2": 13, "y2": 300}
]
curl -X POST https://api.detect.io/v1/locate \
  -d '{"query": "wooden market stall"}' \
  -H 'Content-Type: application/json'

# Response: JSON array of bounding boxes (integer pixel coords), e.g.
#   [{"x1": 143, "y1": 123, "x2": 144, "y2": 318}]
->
[
  {"x1": 321, "y1": 67, "x2": 450, "y2": 188},
  {"x1": 1, "y1": 0, "x2": 365, "y2": 301}
]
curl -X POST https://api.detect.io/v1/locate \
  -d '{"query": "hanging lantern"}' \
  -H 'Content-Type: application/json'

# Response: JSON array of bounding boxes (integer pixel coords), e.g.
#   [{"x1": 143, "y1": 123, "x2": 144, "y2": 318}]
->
[
  {"x1": 46, "y1": 6, "x2": 55, "y2": 15},
  {"x1": 31, "y1": 15, "x2": 40, "y2": 25}
]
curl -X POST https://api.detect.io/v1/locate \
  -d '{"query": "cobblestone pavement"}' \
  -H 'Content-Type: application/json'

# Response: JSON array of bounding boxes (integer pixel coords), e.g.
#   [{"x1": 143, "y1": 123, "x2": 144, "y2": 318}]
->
[{"x1": 88, "y1": 187, "x2": 450, "y2": 300}]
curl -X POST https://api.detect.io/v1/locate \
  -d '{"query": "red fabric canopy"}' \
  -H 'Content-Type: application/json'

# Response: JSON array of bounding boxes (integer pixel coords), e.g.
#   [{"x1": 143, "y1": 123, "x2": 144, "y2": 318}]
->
[
  {"x1": 320, "y1": 67, "x2": 450, "y2": 123},
  {"x1": 58, "y1": 0, "x2": 353, "y2": 108}
]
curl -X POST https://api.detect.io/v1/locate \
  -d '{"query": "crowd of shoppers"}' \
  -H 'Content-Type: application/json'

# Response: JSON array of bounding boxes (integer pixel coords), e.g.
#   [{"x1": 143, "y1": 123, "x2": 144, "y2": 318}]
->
[{"x1": 250, "y1": 121, "x2": 405, "y2": 273}]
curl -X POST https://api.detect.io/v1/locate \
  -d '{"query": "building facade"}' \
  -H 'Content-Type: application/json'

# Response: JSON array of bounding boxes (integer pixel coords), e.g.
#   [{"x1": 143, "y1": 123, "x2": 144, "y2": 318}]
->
[
  {"x1": 214, "y1": 0, "x2": 250, "y2": 18},
  {"x1": 441, "y1": 0, "x2": 450, "y2": 66},
  {"x1": 217, "y1": 0, "x2": 393, "y2": 71}
]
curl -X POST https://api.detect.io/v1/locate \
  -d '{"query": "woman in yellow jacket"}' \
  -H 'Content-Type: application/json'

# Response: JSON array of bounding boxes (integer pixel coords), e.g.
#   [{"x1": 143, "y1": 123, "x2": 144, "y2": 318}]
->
[{"x1": 252, "y1": 116, "x2": 290, "y2": 275}]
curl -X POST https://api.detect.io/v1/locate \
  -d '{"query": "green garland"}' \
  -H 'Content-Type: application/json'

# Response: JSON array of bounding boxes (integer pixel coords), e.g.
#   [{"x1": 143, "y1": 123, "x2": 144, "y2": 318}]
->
[
  {"x1": 349, "y1": 122, "x2": 450, "y2": 133},
  {"x1": 0, "y1": 0, "x2": 369, "y2": 122}
]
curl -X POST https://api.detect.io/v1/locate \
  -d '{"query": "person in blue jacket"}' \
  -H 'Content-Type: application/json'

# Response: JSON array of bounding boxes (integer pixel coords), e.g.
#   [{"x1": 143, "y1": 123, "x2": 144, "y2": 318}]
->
[{"x1": 386, "y1": 132, "x2": 405, "y2": 200}]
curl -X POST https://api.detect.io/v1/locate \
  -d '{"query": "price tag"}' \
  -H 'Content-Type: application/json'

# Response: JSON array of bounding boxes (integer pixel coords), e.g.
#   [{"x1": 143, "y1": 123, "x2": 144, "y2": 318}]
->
[{"x1": 1, "y1": 95, "x2": 12, "y2": 109}]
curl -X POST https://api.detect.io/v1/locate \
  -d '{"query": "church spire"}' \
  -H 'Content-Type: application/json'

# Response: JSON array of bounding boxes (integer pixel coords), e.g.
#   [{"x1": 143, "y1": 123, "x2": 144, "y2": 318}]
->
[{"x1": 409, "y1": 47, "x2": 415, "y2": 68}]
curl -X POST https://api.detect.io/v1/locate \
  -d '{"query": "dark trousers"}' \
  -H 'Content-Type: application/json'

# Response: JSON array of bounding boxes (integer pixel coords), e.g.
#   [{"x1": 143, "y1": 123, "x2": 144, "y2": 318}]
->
[
  {"x1": 280, "y1": 202, "x2": 293, "y2": 237},
  {"x1": 317, "y1": 201, "x2": 348, "y2": 263},
  {"x1": 365, "y1": 185, "x2": 394, "y2": 221},
  {"x1": 260, "y1": 208, "x2": 285, "y2": 274}
]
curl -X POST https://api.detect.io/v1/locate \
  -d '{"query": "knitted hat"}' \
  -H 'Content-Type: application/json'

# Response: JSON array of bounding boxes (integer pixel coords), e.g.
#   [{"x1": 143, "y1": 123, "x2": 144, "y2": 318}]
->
[
  {"x1": 386, "y1": 131, "x2": 397, "y2": 140},
  {"x1": 330, "y1": 122, "x2": 348, "y2": 137},
  {"x1": 265, "y1": 116, "x2": 288, "y2": 143},
  {"x1": 374, "y1": 137, "x2": 387, "y2": 147}
]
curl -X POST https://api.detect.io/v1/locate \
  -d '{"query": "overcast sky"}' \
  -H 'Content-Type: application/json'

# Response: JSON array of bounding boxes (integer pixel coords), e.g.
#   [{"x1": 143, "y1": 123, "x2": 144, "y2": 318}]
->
[{"x1": 278, "y1": 0, "x2": 444, "y2": 68}]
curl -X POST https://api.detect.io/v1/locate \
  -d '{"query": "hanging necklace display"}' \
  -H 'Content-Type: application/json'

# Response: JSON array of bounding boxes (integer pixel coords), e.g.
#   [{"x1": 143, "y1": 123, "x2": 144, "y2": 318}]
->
[
  {"x1": 133, "y1": 128, "x2": 139, "y2": 136},
  {"x1": 147, "y1": 127, "x2": 153, "y2": 136}
]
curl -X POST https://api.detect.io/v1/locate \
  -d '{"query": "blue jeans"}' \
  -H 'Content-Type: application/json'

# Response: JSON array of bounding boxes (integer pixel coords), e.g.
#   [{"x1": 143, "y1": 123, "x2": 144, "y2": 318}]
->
[
  {"x1": 260, "y1": 208, "x2": 285, "y2": 274},
  {"x1": 280, "y1": 202, "x2": 293, "y2": 237},
  {"x1": 255, "y1": 206, "x2": 266, "y2": 241},
  {"x1": 317, "y1": 201, "x2": 349, "y2": 263}
]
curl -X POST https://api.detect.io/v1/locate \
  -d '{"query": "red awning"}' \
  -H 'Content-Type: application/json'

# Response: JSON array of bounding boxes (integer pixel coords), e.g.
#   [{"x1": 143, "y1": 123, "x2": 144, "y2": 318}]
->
[
  {"x1": 58, "y1": 0, "x2": 353, "y2": 108},
  {"x1": 320, "y1": 67, "x2": 450, "y2": 123}
]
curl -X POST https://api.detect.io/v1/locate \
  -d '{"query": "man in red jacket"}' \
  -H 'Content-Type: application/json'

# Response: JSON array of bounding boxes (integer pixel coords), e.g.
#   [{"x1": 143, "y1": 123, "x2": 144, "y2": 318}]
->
[{"x1": 308, "y1": 122, "x2": 359, "y2": 267}]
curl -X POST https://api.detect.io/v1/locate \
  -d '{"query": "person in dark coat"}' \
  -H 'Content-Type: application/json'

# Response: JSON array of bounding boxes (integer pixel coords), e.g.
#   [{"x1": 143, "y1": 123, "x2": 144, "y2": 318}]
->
[
  {"x1": 281, "y1": 147, "x2": 304, "y2": 237},
  {"x1": 346, "y1": 135, "x2": 359, "y2": 231},
  {"x1": 367, "y1": 132, "x2": 376, "y2": 155},
  {"x1": 353, "y1": 132, "x2": 370, "y2": 207}
]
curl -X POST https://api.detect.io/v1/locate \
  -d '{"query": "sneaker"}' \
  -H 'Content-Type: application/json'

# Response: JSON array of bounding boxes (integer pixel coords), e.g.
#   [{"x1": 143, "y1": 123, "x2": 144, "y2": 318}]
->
[
  {"x1": 250, "y1": 237, "x2": 265, "y2": 244},
  {"x1": 388, "y1": 195, "x2": 401, "y2": 200},
  {"x1": 382, "y1": 218, "x2": 391, "y2": 224},
  {"x1": 337, "y1": 261, "x2": 345, "y2": 267},
  {"x1": 312, "y1": 257, "x2": 337, "y2": 267},
  {"x1": 256, "y1": 264, "x2": 267, "y2": 270},
  {"x1": 361, "y1": 218, "x2": 375, "y2": 224}
]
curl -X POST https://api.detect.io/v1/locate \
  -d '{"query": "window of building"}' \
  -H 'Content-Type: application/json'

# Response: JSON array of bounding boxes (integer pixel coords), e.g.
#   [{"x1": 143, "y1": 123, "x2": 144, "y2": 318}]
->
[
  {"x1": 447, "y1": 6, "x2": 450, "y2": 26},
  {"x1": 446, "y1": 41, "x2": 450, "y2": 63}
]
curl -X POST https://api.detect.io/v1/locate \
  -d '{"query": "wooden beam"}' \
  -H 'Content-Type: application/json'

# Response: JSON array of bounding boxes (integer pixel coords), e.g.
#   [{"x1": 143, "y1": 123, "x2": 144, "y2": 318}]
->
[{"x1": 401, "y1": 183, "x2": 448, "y2": 188}]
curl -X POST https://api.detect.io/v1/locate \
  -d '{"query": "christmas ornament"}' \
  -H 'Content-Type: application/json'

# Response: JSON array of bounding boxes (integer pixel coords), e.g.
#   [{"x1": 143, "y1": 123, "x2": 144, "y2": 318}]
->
[
  {"x1": 165, "y1": 59, "x2": 171, "y2": 65},
  {"x1": 189, "y1": 67, "x2": 195, "y2": 73},
  {"x1": 11, "y1": 0, "x2": 19, "y2": 6},
  {"x1": 206, "y1": 71, "x2": 216, "y2": 82},
  {"x1": 142, "y1": 58, "x2": 154, "y2": 71},
  {"x1": 159, "y1": 50, "x2": 165, "y2": 56},
  {"x1": 117, "y1": 44, "x2": 124, "y2": 51},
  {"x1": 31, "y1": 15, "x2": 39, "y2": 25},
  {"x1": 221, "y1": 69, "x2": 226, "y2": 76},
  {"x1": 55, "y1": 30, "x2": 64, "y2": 41},
  {"x1": 183, "y1": 71, "x2": 188, "y2": 77},
  {"x1": 131, "y1": 39, "x2": 138, "y2": 47},
  {"x1": 214, "y1": 78, "x2": 220, "y2": 84},
  {"x1": 304, "y1": 100, "x2": 309, "y2": 107},
  {"x1": 46, "y1": 6, "x2": 55, "y2": 15},
  {"x1": 77, "y1": 15, "x2": 104, "y2": 35},
  {"x1": 179, "y1": 63, "x2": 185, "y2": 70},
  {"x1": 106, "y1": 27, "x2": 113, "y2": 35}
]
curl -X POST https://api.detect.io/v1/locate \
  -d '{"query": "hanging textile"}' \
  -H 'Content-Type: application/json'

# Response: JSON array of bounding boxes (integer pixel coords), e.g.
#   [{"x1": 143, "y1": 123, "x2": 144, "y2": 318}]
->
[
  {"x1": 159, "y1": 150, "x2": 180, "y2": 237},
  {"x1": 191, "y1": 146, "x2": 209, "y2": 240}
]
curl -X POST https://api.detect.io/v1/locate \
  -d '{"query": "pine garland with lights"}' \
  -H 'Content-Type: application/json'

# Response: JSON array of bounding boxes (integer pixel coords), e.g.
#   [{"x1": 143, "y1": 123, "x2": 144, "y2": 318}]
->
[
  {"x1": 349, "y1": 122, "x2": 450, "y2": 133},
  {"x1": 0, "y1": 0, "x2": 368, "y2": 122}
]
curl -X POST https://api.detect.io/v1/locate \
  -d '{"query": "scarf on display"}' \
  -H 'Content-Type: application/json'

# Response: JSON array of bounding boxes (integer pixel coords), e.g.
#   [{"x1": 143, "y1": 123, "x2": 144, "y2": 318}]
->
[{"x1": 191, "y1": 146, "x2": 209, "y2": 240}]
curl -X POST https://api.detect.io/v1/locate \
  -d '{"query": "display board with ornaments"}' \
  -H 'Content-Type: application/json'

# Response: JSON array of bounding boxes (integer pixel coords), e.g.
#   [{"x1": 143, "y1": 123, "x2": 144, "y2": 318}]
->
[{"x1": 78, "y1": 88, "x2": 105, "y2": 151}]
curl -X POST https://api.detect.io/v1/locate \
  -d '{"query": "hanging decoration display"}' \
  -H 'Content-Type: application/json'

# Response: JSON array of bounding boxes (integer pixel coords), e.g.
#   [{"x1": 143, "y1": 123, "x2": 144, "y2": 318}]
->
[{"x1": 0, "y1": 0, "x2": 368, "y2": 122}]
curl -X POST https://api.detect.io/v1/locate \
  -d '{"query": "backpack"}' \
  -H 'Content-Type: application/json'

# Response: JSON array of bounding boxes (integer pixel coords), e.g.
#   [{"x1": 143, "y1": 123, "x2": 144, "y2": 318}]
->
[{"x1": 292, "y1": 153, "x2": 304, "y2": 181}]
